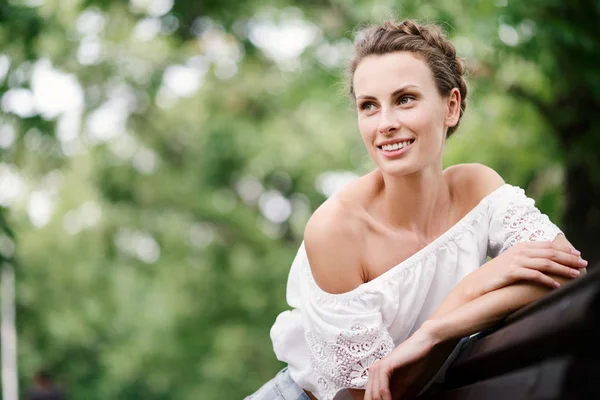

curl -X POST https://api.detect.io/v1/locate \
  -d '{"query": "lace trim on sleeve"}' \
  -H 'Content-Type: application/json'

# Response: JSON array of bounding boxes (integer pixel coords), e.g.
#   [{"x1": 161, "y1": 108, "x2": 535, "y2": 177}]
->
[
  {"x1": 305, "y1": 324, "x2": 394, "y2": 400},
  {"x1": 500, "y1": 198, "x2": 562, "y2": 254}
]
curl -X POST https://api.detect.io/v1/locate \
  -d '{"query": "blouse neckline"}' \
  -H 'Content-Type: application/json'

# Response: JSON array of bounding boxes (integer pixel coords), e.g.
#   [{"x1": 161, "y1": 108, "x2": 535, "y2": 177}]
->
[{"x1": 303, "y1": 183, "x2": 512, "y2": 302}]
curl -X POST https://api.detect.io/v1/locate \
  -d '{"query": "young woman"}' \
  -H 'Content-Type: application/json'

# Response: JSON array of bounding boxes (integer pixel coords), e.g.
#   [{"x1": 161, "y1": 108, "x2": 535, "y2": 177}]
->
[{"x1": 247, "y1": 19, "x2": 587, "y2": 400}]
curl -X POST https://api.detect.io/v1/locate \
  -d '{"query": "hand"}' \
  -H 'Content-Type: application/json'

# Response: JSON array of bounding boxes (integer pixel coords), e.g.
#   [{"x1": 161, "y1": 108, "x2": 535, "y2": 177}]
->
[
  {"x1": 463, "y1": 241, "x2": 587, "y2": 300},
  {"x1": 365, "y1": 327, "x2": 437, "y2": 400}
]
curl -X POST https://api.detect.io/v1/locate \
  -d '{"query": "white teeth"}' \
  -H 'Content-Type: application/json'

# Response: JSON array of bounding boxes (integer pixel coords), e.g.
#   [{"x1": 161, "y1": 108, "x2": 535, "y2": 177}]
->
[{"x1": 381, "y1": 140, "x2": 412, "y2": 151}]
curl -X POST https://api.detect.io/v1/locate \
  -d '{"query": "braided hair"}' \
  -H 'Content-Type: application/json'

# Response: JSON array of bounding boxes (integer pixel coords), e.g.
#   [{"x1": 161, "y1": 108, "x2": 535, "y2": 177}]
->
[{"x1": 348, "y1": 20, "x2": 468, "y2": 137}]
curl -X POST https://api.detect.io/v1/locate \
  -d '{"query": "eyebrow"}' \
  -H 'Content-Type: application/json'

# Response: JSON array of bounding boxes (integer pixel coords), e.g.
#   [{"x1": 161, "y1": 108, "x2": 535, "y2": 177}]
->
[{"x1": 356, "y1": 84, "x2": 420, "y2": 101}]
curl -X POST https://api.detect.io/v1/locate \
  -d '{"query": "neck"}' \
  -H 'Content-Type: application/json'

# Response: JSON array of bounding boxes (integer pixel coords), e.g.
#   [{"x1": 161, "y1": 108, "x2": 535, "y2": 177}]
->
[{"x1": 376, "y1": 165, "x2": 452, "y2": 236}]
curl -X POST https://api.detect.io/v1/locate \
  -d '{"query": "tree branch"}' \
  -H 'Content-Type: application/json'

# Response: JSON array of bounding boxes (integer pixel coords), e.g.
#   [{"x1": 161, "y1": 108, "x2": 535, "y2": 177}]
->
[{"x1": 507, "y1": 84, "x2": 554, "y2": 123}]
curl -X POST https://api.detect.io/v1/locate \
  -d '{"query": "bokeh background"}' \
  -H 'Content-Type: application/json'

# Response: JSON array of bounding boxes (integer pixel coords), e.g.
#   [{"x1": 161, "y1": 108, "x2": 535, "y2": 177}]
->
[{"x1": 0, "y1": 0, "x2": 598, "y2": 398}]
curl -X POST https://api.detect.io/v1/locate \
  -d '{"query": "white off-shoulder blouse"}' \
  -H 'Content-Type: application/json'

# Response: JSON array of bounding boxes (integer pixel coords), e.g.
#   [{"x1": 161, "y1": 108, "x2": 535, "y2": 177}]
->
[{"x1": 270, "y1": 184, "x2": 563, "y2": 400}]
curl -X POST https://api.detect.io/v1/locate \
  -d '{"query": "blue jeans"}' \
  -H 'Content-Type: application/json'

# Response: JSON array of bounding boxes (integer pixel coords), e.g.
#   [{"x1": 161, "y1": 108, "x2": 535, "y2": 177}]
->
[{"x1": 245, "y1": 368, "x2": 311, "y2": 400}]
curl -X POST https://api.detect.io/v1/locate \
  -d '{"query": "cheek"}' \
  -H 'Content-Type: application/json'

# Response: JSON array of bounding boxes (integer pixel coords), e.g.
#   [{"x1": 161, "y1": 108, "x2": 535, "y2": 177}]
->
[
  {"x1": 358, "y1": 116, "x2": 376, "y2": 140},
  {"x1": 408, "y1": 106, "x2": 445, "y2": 137},
  {"x1": 405, "y1": 107, "x2": 431, "y2": 128}
]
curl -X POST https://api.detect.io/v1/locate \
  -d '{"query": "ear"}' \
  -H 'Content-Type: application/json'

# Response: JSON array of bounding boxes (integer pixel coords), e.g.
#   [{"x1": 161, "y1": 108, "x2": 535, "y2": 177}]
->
[{"x1": 445, "y1": 88, "x2": 461, "y2": 127}]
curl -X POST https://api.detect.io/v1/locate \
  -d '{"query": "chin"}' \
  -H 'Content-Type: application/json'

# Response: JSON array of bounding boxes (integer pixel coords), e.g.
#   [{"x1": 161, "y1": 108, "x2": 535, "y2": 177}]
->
[{"x1": 376, "y1": 161, "x2": 420, "y2": 178}]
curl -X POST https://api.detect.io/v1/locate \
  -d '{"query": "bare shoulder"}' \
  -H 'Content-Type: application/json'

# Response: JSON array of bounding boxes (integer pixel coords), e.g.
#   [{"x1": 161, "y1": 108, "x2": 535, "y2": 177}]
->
[
  {"x1": 304, "y1": 196, "x2": 366, "y2": 295},
  {"x1": 445, "y1": 163, "x2": 506, "y2": 205}
]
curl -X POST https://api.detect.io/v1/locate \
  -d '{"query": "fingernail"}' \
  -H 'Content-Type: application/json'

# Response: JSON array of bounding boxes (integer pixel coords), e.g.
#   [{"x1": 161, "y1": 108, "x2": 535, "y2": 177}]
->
[
  {"x1": 579, "y1": 258, "x2": 588, "y2": 267},
  {"x1": 571, "y1": 249, "x2": 581, "y2": 256},
  {"x1": 554, "y1": 281, "x2": 561, "y2": 288},
  {"x1": 571, "y1": 269, "x2": 580, "y2": 277}
]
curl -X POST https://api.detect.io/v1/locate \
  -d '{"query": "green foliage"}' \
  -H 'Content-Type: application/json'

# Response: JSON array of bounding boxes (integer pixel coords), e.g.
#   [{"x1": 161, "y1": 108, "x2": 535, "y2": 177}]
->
[{"x1": 0, "y1": 0, "x2": 597, "y2": 398}]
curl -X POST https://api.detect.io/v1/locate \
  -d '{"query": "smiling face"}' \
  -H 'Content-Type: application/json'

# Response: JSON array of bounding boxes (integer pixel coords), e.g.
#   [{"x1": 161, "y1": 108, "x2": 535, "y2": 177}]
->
[{"x1": 353, "y1": 51, "x2": 460, "y2": 177}]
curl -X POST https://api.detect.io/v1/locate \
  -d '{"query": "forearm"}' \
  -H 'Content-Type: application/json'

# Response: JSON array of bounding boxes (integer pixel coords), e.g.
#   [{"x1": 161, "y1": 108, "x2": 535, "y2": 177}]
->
[
  {"x1": 425, "y1": 279, "x2": 557, "y2": 343},
  {"x1": 428, "y1": 274, "x2": 533, "y2": 322},
  {"x1": 429, "y1": 280, "x2": 473, "y2": 320},
  {"x1": 428, "y1": 266, "x2": 498, "y2": 320},
  {"x1": 430, "y1": 235, "x2": 582, "y2": 322}
]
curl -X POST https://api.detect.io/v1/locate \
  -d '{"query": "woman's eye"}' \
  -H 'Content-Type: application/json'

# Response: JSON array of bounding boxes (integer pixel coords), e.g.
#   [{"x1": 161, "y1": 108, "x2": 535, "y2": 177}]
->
[
  {"x1": 398, "y1": 95, "x2": 415, "y2": 105},
  {"x1": 360, "y1": 102, "x2": 377, "y2": 111}
]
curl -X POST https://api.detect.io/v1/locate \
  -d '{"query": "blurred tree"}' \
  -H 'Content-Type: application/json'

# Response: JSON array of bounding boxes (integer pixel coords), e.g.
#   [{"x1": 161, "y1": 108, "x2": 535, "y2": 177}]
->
[{"x1": 498, "y1": 0, "x2": 600, "y2": 264}]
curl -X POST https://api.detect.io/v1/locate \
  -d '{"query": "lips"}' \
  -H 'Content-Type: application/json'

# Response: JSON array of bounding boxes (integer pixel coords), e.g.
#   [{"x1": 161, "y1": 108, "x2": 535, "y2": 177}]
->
[{"x1": 377, "y1": 138, "x2": 415, "y2": 158}]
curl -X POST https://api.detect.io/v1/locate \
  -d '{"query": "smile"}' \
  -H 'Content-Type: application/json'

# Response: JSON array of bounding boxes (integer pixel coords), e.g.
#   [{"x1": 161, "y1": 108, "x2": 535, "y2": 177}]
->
[{"x1": 377, "y1": 139, "x2": 415, "y2": 157}]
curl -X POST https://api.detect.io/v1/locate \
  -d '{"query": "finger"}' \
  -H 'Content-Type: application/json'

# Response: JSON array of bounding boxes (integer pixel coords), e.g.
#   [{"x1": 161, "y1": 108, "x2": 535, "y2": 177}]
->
[
  {"x1": 529, "y1": 248, "x2": 587, "y2": 269},
  {"x1": 521, "y1": 241, "x2": 582, "y2": 257},
  {"x1": 549, "y1": 242, "x2": 584, "y2": 260},
  {"x1": 529, "y1": 258, "x2": 582, "y2": 278},
  {"x1": 514, "y1": 268, "x2": 561, "y2": 289},
  {"x1": 551, "y1": 245, "x2": 587, "y2": 268},
  {"x1": 550, "y1": 240, "x2": 581, "y2": 254},
  {"x1": 365, "y1": 378, "x2": 371, "y2": 400},
  {"x1": 371, "y1": 372, "x2": 379, "y2": 400},
  {"x1": 367, "y1": 365, "x2": 377, "y2": 400},
  {"x1": 379, "y1": 370, "x2": 391, "y2": 400}
]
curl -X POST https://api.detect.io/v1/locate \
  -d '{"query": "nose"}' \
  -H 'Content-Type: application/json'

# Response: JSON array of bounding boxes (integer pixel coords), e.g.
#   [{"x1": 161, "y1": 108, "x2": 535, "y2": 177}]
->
[{"x1": 378, "y1": 107, "x2": 400, "y2": 135}]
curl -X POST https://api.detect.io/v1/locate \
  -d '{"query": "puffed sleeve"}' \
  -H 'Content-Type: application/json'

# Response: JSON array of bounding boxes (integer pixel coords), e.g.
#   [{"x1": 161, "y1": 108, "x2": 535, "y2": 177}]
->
[
  {"x1": 271, "y1": 243, "x2": 395, "y2": 400},
  {"x1": 487, "y1": 185, "x2": 563, "y2": 258}
]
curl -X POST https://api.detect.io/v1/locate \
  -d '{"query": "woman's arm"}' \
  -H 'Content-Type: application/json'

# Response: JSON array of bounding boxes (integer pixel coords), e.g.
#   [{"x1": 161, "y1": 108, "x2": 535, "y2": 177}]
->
[
  {"x1": 425, "y1": 276, "x2": 560, "y2": 344},
  {"x1": 431, "y1": 164, "x2": 586, "y2": 318},
  {"x1": 364, "y1": 234, "x2": 586, "y2": 400},
  {"x1": 429, "y1": 234, "x2": 585, "y2": 321},
  {"x1": 366, "y1": 281, "x2": 544, "y2": 400},
  {"x1": 425, "y1": 235, "x2": 586, "y2": 344},
  {"x1": 365, "y1": 235, "x2": 586, "y2": 400}
]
